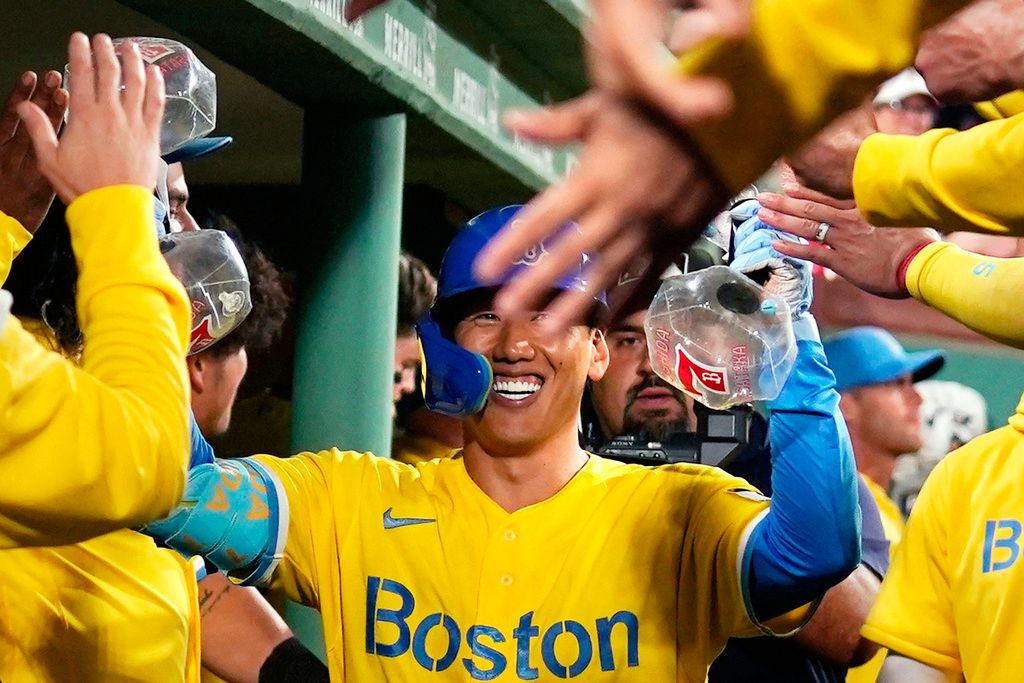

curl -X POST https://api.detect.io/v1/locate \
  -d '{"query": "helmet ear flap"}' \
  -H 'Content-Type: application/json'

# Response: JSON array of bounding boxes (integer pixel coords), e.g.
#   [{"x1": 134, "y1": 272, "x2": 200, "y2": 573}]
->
[{"x1": 416, "y1": 313, "x2": 493, "y2": 417}]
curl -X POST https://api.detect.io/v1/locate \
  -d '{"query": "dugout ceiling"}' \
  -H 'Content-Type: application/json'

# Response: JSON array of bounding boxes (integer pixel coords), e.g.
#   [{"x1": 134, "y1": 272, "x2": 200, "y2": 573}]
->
[{"x1": 2, "y1": 0, "x2": 588, "y2": 210}]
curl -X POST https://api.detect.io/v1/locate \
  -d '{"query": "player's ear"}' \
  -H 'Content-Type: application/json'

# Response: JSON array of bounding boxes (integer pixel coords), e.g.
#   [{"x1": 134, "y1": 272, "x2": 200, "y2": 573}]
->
[
  {"x1": 187, "y1": 354, "x2": 206, "y2": 395},
  {"x1": 588, "y1": 328, "x2": 609, "y2": 381},
  {"x1": 838, "y1": 391, "x2": 858, "y2": 424}
]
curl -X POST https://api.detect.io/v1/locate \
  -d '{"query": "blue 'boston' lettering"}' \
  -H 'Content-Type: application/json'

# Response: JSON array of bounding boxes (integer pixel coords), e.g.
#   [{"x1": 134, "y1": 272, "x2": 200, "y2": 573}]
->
[
  {"x1": 412, "y1": 612, "x2": 461, "y2": 671},
  {"x1": 597, "y1": 611, "x2": 640, "y2": 670},
  {"x1": 365, "y1": 577, "x2": 640, "y2": 678},
  {"x1": 513, "y1": 611, "x2": 540, "y2": 680},
  {"x1": 541, "y1": 620, "x2": 593, "y2": 678},
  {"x1": 983, "y1": 519, "x2": 1023, "y2": 573},
  {"x1": 366, "y1": 576, "x2": 415, "y2": 656},
  {"x1": 463, "y1": 625, "x2": 507, "y2": 680}
]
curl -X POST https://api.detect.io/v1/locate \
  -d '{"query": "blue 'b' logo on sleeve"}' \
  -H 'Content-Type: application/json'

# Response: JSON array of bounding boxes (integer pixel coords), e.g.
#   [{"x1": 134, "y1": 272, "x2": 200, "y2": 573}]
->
[{"x1": 983, "y1": 519, "x2": 1022, "y2": 573}]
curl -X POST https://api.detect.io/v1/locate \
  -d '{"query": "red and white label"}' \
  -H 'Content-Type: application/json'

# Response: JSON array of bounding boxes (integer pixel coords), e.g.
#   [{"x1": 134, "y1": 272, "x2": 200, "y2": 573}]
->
[
  {"x1": 189, "y1": 315, "x2": 217, "y2": 354},
  {"x1": 674, "y1": 343, "x2": 728, "y2": 398},
  {"x1": 117, "y1": 41, "x2": 176, "y2": 64}
]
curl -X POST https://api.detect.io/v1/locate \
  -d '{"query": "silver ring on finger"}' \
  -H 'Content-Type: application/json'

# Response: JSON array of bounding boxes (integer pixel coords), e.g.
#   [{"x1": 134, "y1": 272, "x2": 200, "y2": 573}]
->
[{"x1": 814, "y1": 222, "x2": 831, "y2": 243}]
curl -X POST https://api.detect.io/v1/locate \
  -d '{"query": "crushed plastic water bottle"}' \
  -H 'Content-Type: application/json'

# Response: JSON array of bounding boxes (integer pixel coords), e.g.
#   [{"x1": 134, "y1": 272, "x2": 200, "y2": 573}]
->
[
  {"x1": 644, "y1": 266, "x2": 796, "y2": 409},
  {"x1": 66, "y1": 38, "x2": 216, "y2": 155},
  {"x1": 160, "y1": 231, "x2": 251, "y2": 355}
]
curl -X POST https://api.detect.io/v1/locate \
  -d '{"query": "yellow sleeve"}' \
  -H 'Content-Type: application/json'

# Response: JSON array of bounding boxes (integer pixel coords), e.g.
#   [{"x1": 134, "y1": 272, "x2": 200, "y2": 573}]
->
[
  {"x1": 903, "y1": 241, "x2": 1024, "y2": 348},
  {"x1": 974, "y1": 90, "x2": 1024, "y2": 120},
  {"x1": 0, "y1": 185, "x2": 191, "y2": 547},
  {"x1": 252, "y1": 449, "x2": 386, "y2": 607},
  {"x1": 854, "y1": 115, "x2": 1024, "y2": 234},
  {"x1": 678, "y1": 0, "x2": 966, "y2": 191},
  {"x1": 0, "y1": 211, "x2": 31, "y2": 284},
  {"x1": 861, "y1": 458, "x2": 960, "y2": 673},
  {"x1": 677, "y1": 466, "x2": 809, "y2": 638}
]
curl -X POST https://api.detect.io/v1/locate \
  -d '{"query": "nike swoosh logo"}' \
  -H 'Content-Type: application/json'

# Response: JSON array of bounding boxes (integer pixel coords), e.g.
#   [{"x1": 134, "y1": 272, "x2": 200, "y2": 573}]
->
[{"x1": 383, "y1": 507, "x2": 436, "y2": 529}]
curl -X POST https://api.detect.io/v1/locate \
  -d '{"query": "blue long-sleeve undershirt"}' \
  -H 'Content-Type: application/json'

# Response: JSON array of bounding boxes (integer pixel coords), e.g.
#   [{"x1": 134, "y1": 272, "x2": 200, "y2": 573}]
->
[{"x1": 744, "y1": 328, "x2": 861, "y2": 623}]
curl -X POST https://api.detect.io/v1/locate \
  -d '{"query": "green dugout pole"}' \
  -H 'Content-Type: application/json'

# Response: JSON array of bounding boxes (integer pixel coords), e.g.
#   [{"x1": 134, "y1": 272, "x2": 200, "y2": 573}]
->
[{"x1": 286, "y1": 111, "x2": 407, "y2": 659}]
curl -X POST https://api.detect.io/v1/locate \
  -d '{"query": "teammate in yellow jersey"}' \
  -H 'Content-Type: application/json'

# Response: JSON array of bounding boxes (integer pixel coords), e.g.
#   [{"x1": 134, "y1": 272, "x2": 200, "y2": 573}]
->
[
  {"x1": 0, "y1": 33, "x2": 203, "y2": 682},
  {"x1": 392, "y1": 251, "x2": 461, "y2": 466},
  {"x1": 148, "y1": 205, "x2": 861, "y2": 681},
  {"x1": 0, "y1": 41, "x2": 190, "y2": 548},
  {"x1": 862, "y1": 402, "x2": 1024, "y2": 682}
]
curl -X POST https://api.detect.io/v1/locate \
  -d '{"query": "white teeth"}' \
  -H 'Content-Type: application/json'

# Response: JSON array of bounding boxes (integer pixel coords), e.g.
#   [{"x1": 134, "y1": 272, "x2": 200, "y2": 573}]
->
[{"x1": 492, "y1": 378, "x2": 542, "y2": 400}]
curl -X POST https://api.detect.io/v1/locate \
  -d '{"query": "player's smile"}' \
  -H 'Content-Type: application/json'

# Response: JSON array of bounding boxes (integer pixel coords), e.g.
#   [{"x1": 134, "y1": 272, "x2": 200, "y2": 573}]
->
[{"x1": 491, "y1": 373, "x2": 544, "y2": 406}]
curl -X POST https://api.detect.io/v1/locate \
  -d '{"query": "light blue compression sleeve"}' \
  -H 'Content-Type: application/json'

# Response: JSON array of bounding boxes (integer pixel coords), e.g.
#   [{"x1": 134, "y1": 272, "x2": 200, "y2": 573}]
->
[
  {"x1": 144, "y1": 457, "x2": 286, "y2": 585},
  {"x1": 743, "y1": 317, "x2": 861, "y2": 621}
]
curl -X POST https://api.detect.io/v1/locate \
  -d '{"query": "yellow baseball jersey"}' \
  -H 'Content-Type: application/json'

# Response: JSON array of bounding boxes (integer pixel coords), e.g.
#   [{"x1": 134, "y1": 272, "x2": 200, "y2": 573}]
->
[
  {"x1": 0, "y1": 186, "x2": 191, "y2": 546},
  {"x1": 253, "y1": 449, "x2": 808, "y2": 681},
  {"x1": 391, "y1": 432, "x2": 457, "y2": 466},
  {"x1": 860, "y1": 474, "x2": 905, "y2": 556},
  {"x1": 862, "y1": 397, "x2": 1024, "y2": 679},
  {"x1": 678, "y1": 0, "x2": 967, "y2": 191},
  {"x1": 0, "y1": 533, "x2": 202, "y2": 682},
  {"x1": 0, "y1": 187, "x2": 199, "y2": 681},
  {"x1": 854, "y1": 114, "x2": 1024, "y2": 236},
  {"x1": 904, "y1": 242, "x2": 1024, "y2": 350},
  {"x1": 974, "y1": 90, "x2": 1024, "y2": 120}
]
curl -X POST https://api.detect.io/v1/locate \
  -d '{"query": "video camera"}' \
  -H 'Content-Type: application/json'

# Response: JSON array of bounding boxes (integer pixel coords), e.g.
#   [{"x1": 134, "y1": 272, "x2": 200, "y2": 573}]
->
[{"x1": 583, "y1": 401, "x2": 752, "y2": 469}]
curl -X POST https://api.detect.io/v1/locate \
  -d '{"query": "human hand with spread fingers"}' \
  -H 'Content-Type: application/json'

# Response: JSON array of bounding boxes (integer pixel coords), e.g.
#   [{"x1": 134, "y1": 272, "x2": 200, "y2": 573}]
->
[
  {"x1": 755, "y1": 170, "x2": 938, "y2": 299},
  {"x1": 17, "y1": 33, "x2": 165, "y2": 205},
  {"x1": 0, "y1": 70, "x2": 68, "y2": 234},
  {"x1": 474, "y1": 91, "x2": 731, "y2": 327}
]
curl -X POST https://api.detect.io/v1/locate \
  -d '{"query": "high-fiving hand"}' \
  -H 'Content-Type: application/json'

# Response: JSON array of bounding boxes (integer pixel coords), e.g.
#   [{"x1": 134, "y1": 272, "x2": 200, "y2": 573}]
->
[
  {"x1": 17, "y1": 33, "x2": 165, "y2": 205},
  {"x1": 755, "y1": 172, "x2": 938, "y2": 299},
  {"x1": 0, "y1": 70, "x2": 68, "y2": 233},
  {"x1": 474, "y1": 91, "x2": 730, "y2": 327}
]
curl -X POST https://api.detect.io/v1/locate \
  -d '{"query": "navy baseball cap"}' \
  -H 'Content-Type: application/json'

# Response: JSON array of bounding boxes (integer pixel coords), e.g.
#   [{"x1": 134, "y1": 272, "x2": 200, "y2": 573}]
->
[
  {"x1": 162, "y1": 135, "x2": 233, "y2": 164},
  {"x1": 823, "y1": 326, "x2": 945, "y2": 392}
]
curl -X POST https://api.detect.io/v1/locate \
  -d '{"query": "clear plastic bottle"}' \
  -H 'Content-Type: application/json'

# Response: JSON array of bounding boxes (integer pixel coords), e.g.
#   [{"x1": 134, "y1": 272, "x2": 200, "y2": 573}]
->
[
  {"x1": 66, "y1": 38, "x2": 216, "y2": 155},
  {"x1": 644, "y1": 266, "x2": 796, "y2": 409}
]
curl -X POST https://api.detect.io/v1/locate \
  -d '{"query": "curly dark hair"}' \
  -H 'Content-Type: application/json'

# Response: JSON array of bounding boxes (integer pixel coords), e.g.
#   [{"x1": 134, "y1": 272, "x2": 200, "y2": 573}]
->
[
  {"x1": 201, "y1": 214, "x2": 289, "y2": 358},
  {"x1": 397, "y1": 251, "x2": 436, "y2": 337}
]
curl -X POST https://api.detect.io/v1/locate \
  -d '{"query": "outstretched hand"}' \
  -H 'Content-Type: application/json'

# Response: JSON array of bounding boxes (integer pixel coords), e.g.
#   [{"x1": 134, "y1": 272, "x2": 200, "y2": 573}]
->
[
  {"x1": 585, "y1": 0, "x2": 741, "y2": 129},
  {"x1": 17, "y1": 33, "x2": 165, "y2": 205},
  {"x1": 0, "y1": 70, "x2": 68, "y2": 233},
  {"x1": 474, "y1": 91, "x2": 730, "y2": 327},
  {"x1": 755, "y1": 175, "x2": 938, "y2": 299}
]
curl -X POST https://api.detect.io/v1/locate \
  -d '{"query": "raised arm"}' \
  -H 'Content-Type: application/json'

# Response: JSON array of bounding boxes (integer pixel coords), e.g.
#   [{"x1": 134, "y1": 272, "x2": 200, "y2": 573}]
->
[
  {"x1": 728, "y1": 213, "x2": 861, "y2": 622},
  {"x1": 758, "y1": 182, "x2": 1024, "y2": 349},
  {"x1": 0, "y1": 34, "x2": 192, "y2": 546}
]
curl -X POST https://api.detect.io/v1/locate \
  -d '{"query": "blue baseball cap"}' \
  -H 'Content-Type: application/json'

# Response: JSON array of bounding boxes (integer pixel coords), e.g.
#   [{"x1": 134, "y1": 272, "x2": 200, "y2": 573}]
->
[
  {"x1": 823, "y1": 326, "x2": 945, "y2": 393},
  {"x1": 163, "y1": 135, "x2": 233, "y2": 164}
]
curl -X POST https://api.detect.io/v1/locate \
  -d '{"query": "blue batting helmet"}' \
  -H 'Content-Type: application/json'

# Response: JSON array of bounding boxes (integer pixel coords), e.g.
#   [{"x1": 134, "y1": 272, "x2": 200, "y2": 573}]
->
[{"x1": 416, "y1": 205, "x2": 605, "y2": 417}]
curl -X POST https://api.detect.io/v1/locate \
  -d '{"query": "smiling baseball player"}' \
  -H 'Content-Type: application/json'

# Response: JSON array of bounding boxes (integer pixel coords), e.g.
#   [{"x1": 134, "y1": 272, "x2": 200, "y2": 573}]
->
[{"x1": 147, "y1": 205, "x2": 860, "y2": 681}]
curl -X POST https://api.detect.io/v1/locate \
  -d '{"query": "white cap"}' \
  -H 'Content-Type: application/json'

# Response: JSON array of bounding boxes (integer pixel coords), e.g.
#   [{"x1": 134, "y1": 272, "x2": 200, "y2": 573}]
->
[{"x1": 874, "y1": 68, "x2": 935, "y2": 106}]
